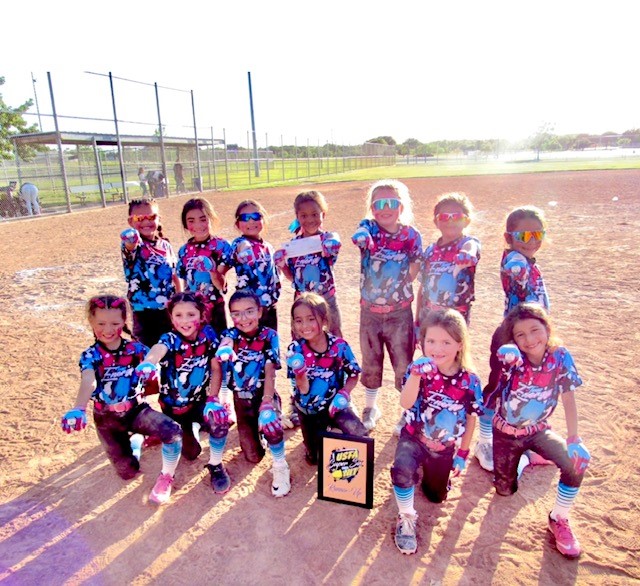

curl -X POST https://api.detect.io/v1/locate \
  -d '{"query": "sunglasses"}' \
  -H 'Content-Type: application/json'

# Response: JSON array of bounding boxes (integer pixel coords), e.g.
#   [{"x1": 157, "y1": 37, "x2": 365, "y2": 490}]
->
[
  {"x1": 371, "y1": 198, "x2": 401, "y2": 211},
  {"x1": 92, "y1": 297, "x2": 126, "y2": 309},
  {"x1": 130, "y1": 213, "x2": 158, "y2": 222},
  {"x1": 435, "y1": 212, "x2": 468, "y2": 223},
  {"x1": 230, "y1": 308, "x2": 259, "y2": 320},
  {"x1": 508, "y1": 230, "x2": 546, "y2": 243},
  {"x1": 237, "y1": 212, "x2": 263, "y2": 222}
]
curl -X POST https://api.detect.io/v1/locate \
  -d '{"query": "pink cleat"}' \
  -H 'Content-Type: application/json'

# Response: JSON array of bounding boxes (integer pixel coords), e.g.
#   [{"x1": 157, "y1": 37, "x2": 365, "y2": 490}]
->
[
  {"x1": 548, "y1": 514, "x2": 581, "y2": 559},
  {"x1": 149, "y1": 473, "x2": 174, "y2": 505}
]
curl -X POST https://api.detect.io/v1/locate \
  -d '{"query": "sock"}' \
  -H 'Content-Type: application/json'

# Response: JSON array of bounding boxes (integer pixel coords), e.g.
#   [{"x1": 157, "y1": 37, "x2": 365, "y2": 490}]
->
[
  {"x1": 219, "y1": 384, "x2": 232, "y2": 406},
  {"x1": 208, "y1": 435, "x2": 228, "y2": 466},
  {"x1": 551, "y1": 482, "x2": 579, "y2": 520},
  {"x1": 268, "y1": 440, "x2": 287, "y2": 464},
  {"x1": 393, "y1": 485, "x2": 416, "y2": 516},
  {"x1": 365, "y1": 388, "x2": 379, "y2": 409},
  {"x1": 130, "y1": 434, "x2": 144, "y2": 461},
  {"x1": 161, "y1": 440, "x2": 182, "y2": 476},
  {"x1": 517, "y1": 453, "x2": 530, "y2": 479},
  {"x1": 478, "y1": 409, "x2": 494, "y2": 443}
]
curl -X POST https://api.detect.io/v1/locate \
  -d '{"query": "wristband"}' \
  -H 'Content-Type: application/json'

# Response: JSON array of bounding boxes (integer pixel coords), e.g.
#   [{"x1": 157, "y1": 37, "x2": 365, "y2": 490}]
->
[{"x1": 456, "y1": 449, "x2": 470, "y2": 460}]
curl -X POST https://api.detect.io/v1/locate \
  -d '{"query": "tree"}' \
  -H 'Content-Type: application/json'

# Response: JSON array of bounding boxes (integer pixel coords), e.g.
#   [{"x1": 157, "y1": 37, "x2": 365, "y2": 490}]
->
[
  {"x1": 528, "y1": 122, "x2": 555, "y2": 161},
  {"x1": 366, "y1": 136, "x2": 397, "y2": 146},
  {"x1": 0, "y1": 76, "x2": 42, "y2": 160}
]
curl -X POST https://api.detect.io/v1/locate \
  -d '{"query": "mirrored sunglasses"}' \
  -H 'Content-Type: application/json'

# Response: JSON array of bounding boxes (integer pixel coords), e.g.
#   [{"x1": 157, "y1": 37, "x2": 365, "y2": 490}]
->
[
  {"x1": 371, "y1": 198, "x2": 401, "y2": 211},
  {"x1": 509, "y1": 230, "x2": 546, "y2": 243},
  {"x1": 130, "y1": 213, "x2": 158, "y2": 222},
  {"x1": 435, "y1": 212, "x2": 468, "y2": 223},
  {"x1": 237, "y1": 212, "x2": 263, "y2": 222},
  {"x1": 92, "y1": 297, "x2": 126, "y2": 309},
  {"x1": 230, "y1": 308, "x2": 259, "y2": 320}
]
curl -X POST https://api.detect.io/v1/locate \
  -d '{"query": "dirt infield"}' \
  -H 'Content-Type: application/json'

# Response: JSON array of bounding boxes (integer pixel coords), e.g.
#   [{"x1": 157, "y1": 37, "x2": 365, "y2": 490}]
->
[{"x1": 0, "y1": 170, "x2": 638, "y2": 585}]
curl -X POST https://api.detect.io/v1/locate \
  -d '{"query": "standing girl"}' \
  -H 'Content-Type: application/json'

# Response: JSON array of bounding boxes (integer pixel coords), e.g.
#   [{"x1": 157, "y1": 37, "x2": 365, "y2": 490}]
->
[
  {"x1": 219, "y1": 200, "x2": 281, "y2": 331},
  {"x1": 476, "y1": 205, "x2": 549, "y2": 472},
  {"x1": 491, "y1": 303, "x2": 588, "y2": 559},
  {"x1": 352, "y1": 179, "x2": 422, "y2": 431},
  {"x1": 120, "y1": 197, "x2": 181, "y2": 349},
  {"x1": 287, "y1": 293, "x2": 367, "y2": 465},
  {"x1": 61, "y1": 295, "x2": 182, "y2": 499},
  {"x1": 210, "y1": 290, "x2": 291, "y2": 498},
  {"x1": 136, "y1": 291, "x2": 232, "y2": 502},
  {"x1": 390, "y1": 309, "x2": 482, "y2": 555},
  {"x1": 276, "y1": 190, "x2": 343, "y2": 336},
  {"x1": 177, "y1": 197, "x2": 231, "y2": 335},
  {"x1": 416, "y1": 192, "x2": 480, "y2": 330}
]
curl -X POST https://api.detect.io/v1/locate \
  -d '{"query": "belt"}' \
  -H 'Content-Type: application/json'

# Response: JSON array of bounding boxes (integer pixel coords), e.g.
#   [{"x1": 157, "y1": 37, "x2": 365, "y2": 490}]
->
[
  {"x1": 361, "y1": 299, "x2": 412, "y2": 314},
  {"x1": 426, "y1": 302, "x2": 470, "y2": 314},
  {"x1": 161, "y1": 400, "x2": 194, "y2": 415},
  {"x1": 493, "y1": 414, "x2": 549, "y2": 438},
  {"x1": 405, "y1": 424, "x2": 453, "y2": 452},
  {"x1": 94, "y1": 399, "x2": 138, "y2": 413}
]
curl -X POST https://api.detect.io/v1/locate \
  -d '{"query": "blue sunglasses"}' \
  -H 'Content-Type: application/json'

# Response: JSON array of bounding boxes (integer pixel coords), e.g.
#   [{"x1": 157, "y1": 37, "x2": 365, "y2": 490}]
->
[
  {"x1": 371, "y1": 198, "x2": 401, "y2": 211},
  {"x1": 237, "y1": 212, "x2": 263, "y2": 222}
]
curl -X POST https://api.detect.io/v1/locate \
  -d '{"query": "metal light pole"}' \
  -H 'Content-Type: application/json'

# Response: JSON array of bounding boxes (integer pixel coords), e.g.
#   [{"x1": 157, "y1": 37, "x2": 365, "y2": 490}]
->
[
  {"x1": 247, "y1": 72, "x2": 259, "y2": 177},
  {"x1": 31, "y1": 72, "x2": 43, "y2": 131}
]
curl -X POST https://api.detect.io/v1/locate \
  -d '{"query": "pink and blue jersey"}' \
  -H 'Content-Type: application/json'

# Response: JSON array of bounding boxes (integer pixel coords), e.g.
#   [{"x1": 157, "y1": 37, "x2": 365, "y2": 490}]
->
[
  {"x1": 419, "y1": 235, "x2": 481, "y2": 317},
  {"x1": 285, "y1": 231, "x2": 338, "y2": 298},
  {"x1": 286, "y1": 333, "x2": 361, "y2": 415},
  {"x1": 501, "y1": 250, "x2": 549, "y2": 316},
  {"x1": 177, "y1": 236, "x2": 231, "y2": 307},
  {"x1": 222, "y1": 236, "x2": 281, "y2": 308},
  {"x1": 222, "y1": 326, "x2": 281, "y2": 399},
  {"x1": 157, "y1": 325, "x2": 219, "y2": 408},
  {"x1": 122, "y1": 237, "x2": 177, "y2": 311},
  {"x1": 496, "y1": 346, "x2": 582, "y2": 429},
  {"x1": 403, "y1": 366, "x2": 483, "y2": 444},
  {"x1": 79, "y1": 339, "x2": 149, "y2": 405},
  {"x1": 358, "y1": 219, "x2": 422, "y2": 307}
]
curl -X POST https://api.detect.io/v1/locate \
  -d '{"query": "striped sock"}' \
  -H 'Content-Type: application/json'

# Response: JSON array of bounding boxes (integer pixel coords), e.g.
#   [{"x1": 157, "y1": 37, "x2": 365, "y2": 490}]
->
[
  {"x1": 393, "y1": 485, "x2": 416, "y2": 516},
  {"x1": 551, "y1": 482, "x2": 579, "y2": 520},
  {"x1": 219, "y1": 384, "x2": 232, "y2": 406},
  {"x1": 208, "y1": 435, "x2": 228, "y2": 466},
  {"x1": 365, "y1": 388, "x2": 379, "y2": 409},
  {"x1": 161, "y1": 439, "x2": 182, "y2": 476},
  {"x1": 478, "y1": 410, "x2": 494, "y2": 442},
  {"x1": 268, "y1": 440, "x2": 286, "y2": 464}
]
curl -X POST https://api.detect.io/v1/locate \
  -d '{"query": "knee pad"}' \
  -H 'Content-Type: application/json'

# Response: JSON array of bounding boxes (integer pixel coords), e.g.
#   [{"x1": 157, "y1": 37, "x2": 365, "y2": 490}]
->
[
  {"x1": 158, "y1": 419, "x2": 183, "y2": 444},
  {"x1": 390, "y1": 463, "x2": 417, "y2": 489}
]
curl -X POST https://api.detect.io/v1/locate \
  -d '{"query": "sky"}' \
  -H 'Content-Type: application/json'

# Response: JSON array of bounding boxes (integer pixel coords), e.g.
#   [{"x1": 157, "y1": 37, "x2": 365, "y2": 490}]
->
[{"x1": 2, "y1": 1, "x2": 638, "y2": 148}]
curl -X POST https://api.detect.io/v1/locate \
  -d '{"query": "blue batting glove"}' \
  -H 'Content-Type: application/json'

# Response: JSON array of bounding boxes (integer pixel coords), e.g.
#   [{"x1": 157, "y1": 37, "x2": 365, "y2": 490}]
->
[
  {"x1": 273, "y1": 248, "x2": 287, "y2": 268},
  {"x1": 455, "y1": 251, "x2": 478, "y2": 267},
  {"x1": 497, "y1": 344, "x2": 523, "y2": 368},
  {"x1": 135, "y1": 361, "x2": 158, "y2": 382},
  {"x1": 328, "y1": 389, "x2": 349, "y2": 418},
  {"x1": 203, "y1": 397, "x2": 229, "y2": 427},
  {"x1": 120, "y1": 228, "x2": 141, "y2": 247},
  {"x1": 567, "y1": 437, "x2": 590, "y2": 475},
  {"x1": 193, "y1": 256, "x2": 214, "y2": 272},
  {"x1": 451, "y1": 448, "x2": 469, "y2": 477},
  {"x1": 236, "y1": 243, "x2": 256, "y2": 265},
  {"x1": 287, "y1": 352, "x2": 306, "y2": 376},
  {"x1": 215, "y1": 345, "x2": 236, "y2": 363},
  {"x1": 258, "y1": 401, "x2": 282, "y2": 435},
  {"x1": 351, "y1": 227, "x2": 374, "y2": 251},
  {"x1": 61, "y1": 408, "x2": 87, "y2": 433},
  {"x1": 410, "y1": 356, "x2": 437, "y2": 378},
  {"x1": 321, "y1": 232, "x2": 342, "y2": 256}
]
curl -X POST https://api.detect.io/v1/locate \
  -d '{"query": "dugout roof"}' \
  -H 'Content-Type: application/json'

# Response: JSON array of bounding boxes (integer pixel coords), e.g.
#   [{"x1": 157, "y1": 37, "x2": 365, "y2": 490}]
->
[{"x1": 12, "y1": 131, "x2": 223, "y2": 148}]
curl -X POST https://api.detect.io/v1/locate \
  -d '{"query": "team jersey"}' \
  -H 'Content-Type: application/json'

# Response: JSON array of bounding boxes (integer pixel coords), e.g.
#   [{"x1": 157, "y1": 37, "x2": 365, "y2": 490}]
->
[
  {"x1": 358, "y1": 219, "x2": 422, "y2": 307},
  {"x1": 496, "y1": 346, "x2": 582, "y2": 429},
  {"x1": 221, "y1": 236, "x2": 281, "y2": 308},
  {"x1": 121, "y1": 237, "x2": 177, "y2": 311},
  {"x1": 222, "y1": 326, "x2": 281, "y2": 399},
  {"x1": 419, "y1": 235, "x2": 480, "y2": 315},
  {"x1": 287, "y1": 333, "x2": 361, "y2": 415},
  {"x1": 403, "y1": 366, "x2": 483, "y2": 445},
  {"x1": 79, "y1": 339, "x2": 149, "y2": 405},
  {"x1": 501, "y1": 250, "x2": 549, "y2": 316},
  {"x1": 285, "y1": 231, "x2": 338, "y2": 297},
  {"x1": 177, "y1": 236, "x2": 231, "y2": 307},
  {"x1": 157, "y1": 325, "x2": 219, "y2": 407}
]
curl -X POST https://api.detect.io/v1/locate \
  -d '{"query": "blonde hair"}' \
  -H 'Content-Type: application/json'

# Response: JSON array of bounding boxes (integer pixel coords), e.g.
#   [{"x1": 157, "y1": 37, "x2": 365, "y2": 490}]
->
[
  {"x1": 365, "y1": 179, "x2": 414, "y2": 225},
  {"x1": 434, "y1": 192, "x2": 474, "y2": 217},
  {"x1": 423, "y1": 309, "x2": 474, "y2": 372}
]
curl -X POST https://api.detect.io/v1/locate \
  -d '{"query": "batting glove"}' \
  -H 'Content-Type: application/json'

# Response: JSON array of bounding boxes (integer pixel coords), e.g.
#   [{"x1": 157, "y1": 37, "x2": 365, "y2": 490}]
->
[
  {"x1": 451, "y1": 448, "x2": 470, "y2": 477},
  {"x1": 61, "y1": 408, "x2": 87, "y2": 434},
  {"x1": 567, "y1": 436, "x2": 590, "y2": 475},
  {"x1": 351, "y1": 227, "x2": 374, "y2": 251},
  {"x1": 455, "y1": 251, "x2": 478, "y2": 267},
  {"x1": 287, "y1": 353, "x2": 307, "y2": 376},
  {"x1": 258, "y1": 401, "x2": 282, "y2": 436},
  {"x1": 328, "y1": 389, "x2": 350, "y2": 418},
  {"x1": 215, "y1": 345, "x2": 237, "y2": 363},
  {"x1": 120, "y1": 228, "x2": 141, "y2": 247},
  {"x1": 203, "y1": 397, "x2": 229, "y2": 427},
  {"x1": 193, "y1": 256, "x2": 215, "y2": 272},
  {"x1": 497, "y1": 344, "x2": 523, "y2": 368},
  {"x1": 236, "y1": 243, "x2": 256, "y2": 266},
  {"x1": 321, "y1": 232, "x2": 342, "y2": 256},
  {"x1": 273, "y1": 248, "x2": 287, "y2": 269},
  {"x1": 504, "y1": 255, "x2": 528, "y2": 284},
  {"x1": 135, "y1": 361, "x2": 159, "y2": 382},
  {"x1": 410, "y1": 356, "x2": 437, "y2": 378}
]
